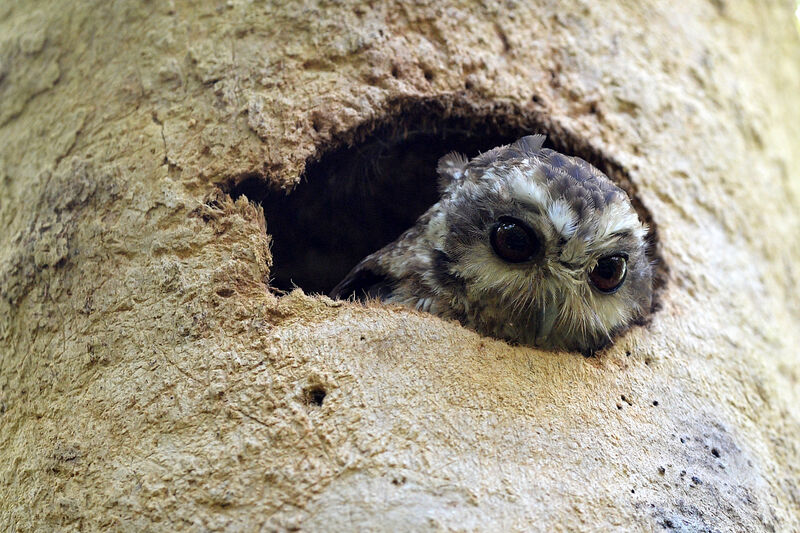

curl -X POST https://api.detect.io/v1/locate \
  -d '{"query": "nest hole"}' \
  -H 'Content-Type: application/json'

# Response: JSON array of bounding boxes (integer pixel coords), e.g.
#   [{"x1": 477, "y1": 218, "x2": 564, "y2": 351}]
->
[
  {"x1": 303, "y1": 385, "x2": 327, "y2": 407},
  {"x1": 224, "y1": 98, "x2": 663, "y2": 300}
]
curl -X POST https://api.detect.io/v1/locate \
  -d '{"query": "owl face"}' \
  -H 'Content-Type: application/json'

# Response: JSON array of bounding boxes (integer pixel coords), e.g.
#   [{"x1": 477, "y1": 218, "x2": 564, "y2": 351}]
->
[
  {"x1": 331, "y1": 135, "x2": 652, "y2": 354},
  {"x1": 428, "y1": 136, "x2": 652, "y2": 353}
]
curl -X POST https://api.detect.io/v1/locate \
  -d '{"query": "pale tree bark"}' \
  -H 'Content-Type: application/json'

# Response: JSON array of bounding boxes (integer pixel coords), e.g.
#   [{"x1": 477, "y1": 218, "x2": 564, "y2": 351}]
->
[{"x1": 1, "y1": 0, "x2": 799, "y2": 530}]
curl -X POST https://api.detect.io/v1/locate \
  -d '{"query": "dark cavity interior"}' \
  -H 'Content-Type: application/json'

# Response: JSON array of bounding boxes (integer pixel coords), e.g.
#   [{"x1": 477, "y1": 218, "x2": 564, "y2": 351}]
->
[{"x1": 223, "y1": 100, "x2": 656, "y2": 296}]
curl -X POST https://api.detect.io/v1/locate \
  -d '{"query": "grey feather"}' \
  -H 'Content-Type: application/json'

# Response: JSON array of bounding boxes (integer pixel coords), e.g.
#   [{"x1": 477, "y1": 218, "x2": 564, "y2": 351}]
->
[
  {"x1": 332, "y1": 134, "x2": 652, "y2": 354},
  {"x1": 436, "y1": 152, "x2": 470, "y2": 192}
]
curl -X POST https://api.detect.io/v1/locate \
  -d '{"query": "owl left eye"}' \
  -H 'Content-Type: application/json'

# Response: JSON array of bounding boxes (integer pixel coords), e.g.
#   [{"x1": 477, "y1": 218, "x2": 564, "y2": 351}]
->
[
  {"x1": 490, "y1": 216, "x2": 542, "y2": 263},
  {"x1": 589, "y1": 255, "x2": 628, "y2": 293}
]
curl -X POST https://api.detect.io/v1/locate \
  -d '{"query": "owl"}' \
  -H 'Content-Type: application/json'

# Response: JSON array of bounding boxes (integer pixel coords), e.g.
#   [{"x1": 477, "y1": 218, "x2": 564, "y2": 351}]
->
[{"x1": 330, "y1": 135, "x2": 652, "y2": 354}]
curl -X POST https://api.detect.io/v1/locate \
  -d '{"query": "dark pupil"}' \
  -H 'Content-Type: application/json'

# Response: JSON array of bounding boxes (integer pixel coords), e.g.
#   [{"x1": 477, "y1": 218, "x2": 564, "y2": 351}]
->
[
  {"x1": 590, "y1": 256, "x2": 627, "y2": 293},
  {"x1": 491, "y1": 217, "x2": 539, "y2": 263},
  {"x1": 594, "y1": 259, "x2": 618, "y2": 280},
  {"x1": 501, "y1": 224, "x2": 528, "y2": 251}
]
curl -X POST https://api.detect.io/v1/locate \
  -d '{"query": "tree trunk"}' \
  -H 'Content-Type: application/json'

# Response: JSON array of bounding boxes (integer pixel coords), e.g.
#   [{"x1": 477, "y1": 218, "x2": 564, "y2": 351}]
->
[{"x1": 1, "y1": 0, "x2": 799, "y2": 530}]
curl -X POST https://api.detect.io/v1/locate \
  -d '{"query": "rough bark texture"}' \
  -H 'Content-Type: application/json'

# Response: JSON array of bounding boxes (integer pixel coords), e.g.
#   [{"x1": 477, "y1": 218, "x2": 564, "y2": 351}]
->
[{"x1": 1, "y1": 0, "x2": 800, "y2": 531}]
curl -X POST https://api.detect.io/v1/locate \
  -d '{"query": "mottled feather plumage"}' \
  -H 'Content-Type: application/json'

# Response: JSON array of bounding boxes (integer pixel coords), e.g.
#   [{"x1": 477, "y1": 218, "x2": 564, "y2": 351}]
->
[{"x1": 331, "y1": 135, "x2": 652, "y2": 354}]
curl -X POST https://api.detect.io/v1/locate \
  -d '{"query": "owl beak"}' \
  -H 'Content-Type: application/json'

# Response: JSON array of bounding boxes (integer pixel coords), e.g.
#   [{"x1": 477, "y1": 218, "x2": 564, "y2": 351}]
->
[{"x1": 535, "y1": 305, "x2": 559, "y2": 345}]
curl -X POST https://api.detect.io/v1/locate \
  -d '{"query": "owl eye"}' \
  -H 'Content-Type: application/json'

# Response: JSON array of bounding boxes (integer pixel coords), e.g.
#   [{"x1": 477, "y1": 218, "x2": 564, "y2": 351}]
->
[
  {"x1": 589, "y1": 255, "x2": 628, "y2": 293},
  {"x1": 490, "y1": 216, "x2": 541, "y2": 263}
]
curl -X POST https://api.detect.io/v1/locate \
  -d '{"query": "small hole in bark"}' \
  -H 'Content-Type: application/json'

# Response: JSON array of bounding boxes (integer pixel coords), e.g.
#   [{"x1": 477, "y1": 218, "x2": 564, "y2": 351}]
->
[
  {"x1": 304, "y1": 385, "x2": 327, "y2": 406},
  {"x1": 423, "y1": 69, "x2": 434, "y2": 82},
  {"x1": 221, "y1": 97, "x2": 665, "y2": 304},
  {"x1": 390, "y1": 65, "x2": 400, "y2": 78}
]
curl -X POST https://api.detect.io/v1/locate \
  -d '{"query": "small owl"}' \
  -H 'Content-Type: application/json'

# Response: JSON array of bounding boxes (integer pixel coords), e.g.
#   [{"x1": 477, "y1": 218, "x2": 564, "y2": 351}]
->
[{"x1": 330, "y1": 135, "x2": 652, "y2": 354}]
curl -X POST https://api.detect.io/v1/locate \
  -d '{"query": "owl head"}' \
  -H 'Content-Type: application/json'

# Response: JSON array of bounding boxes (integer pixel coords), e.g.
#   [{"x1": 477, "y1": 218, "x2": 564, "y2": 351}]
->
[{"x1": 427, "y1": 135, "x2": 652, "y2": 353}]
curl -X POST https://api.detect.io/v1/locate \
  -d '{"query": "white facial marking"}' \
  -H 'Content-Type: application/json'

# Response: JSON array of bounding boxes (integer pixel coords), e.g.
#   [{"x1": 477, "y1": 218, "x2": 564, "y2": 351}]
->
[
  {"x1": 595, "y1": 203, "x2": 639, "y2": 239},
  {"x1": 508, "y1": 166, "x2": 550, "y2": 208},
  {"x1": 547, "y1": 199, "x2": 577, "y2": 238}
]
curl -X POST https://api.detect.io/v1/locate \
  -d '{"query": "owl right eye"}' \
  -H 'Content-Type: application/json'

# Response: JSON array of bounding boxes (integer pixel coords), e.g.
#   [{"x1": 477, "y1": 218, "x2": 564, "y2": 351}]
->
[
  {"x1": 490, "y1": 216, "x2": 542, "y2": 263},
  {"x1": 589, "y1": 255, "x2": 628, "y2": 293}
]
